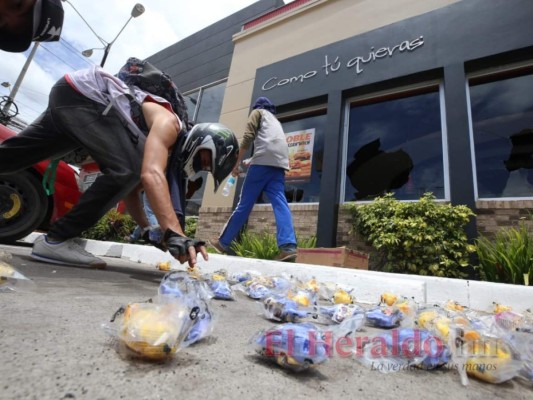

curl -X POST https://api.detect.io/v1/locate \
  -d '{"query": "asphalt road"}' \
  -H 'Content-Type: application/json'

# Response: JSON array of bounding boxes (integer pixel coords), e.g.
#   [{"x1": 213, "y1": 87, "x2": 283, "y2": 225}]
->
[{"x1": 0, "y1": 243, "x2": 531, "y2": 400}]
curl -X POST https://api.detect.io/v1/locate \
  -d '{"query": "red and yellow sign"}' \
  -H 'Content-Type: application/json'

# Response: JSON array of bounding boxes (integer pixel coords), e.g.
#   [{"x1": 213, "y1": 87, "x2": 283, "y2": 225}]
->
[{"x1": 286, "y1": 128, "x2": 315, "y2": 183}]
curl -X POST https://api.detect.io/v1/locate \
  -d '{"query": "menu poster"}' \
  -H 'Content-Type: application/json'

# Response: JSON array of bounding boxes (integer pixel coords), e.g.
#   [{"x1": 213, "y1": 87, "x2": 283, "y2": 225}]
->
[{"x1": 285, "y1": 128, "x2": 315, "y2": 183}]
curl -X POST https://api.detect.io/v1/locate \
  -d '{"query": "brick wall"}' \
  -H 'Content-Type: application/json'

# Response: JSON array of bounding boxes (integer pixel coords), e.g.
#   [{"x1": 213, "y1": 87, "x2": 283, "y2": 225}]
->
[
  {"x1": 476, "y1": 200, "x2": 533, "y2": 237},
  {"x1": 196, "y1": 203, "x2": 319, "y2": 241},
  {"x1": 197, "y1": 200, "x2": 533, "y2": 268}
]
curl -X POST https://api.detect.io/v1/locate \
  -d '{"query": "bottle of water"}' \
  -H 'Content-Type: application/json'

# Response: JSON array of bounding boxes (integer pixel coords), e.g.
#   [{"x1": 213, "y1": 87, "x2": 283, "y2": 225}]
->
[{"x1": 221, "y1": 175, "x2": 236, "y2": 196}]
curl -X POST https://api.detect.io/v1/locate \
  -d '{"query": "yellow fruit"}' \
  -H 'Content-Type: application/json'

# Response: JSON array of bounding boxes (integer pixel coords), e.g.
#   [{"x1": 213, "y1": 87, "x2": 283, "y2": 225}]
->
[
  {"x1": 396, "y1": 300, "x2": 412, "y2": 315},
  {"x1": 453, "y1": 316, "x2": 469, "y2": 326},
  {"x1": 435, "y1": 317, "x2": 451, "y2": 339},
  {"x1": 417, "y1": 310, "x2": 438, "y2": 329},
  {"x1": 380, "y1": 292, "x2": 397, "y2": 306},
  {"x1": 493, "y1": 303, "x2": 512, "y2": 313},
  {"x1": 157, "y1": 261, "x2": 171, "y2": 271},
  {"x1": 306, "y1": 279, "x2": 319, "y2": 292},
  {"x1": 120, "y1": 303, "x2": 186, "y2": 360},
  {"x1": 333, "y1": 289, "x2": 353, "y2": 304},
  {"x1": 463, "y1": 330, "x2": 481, "y2": 341},
  {"x1": 288, "y1": 290, "x2": 311, "y2": 306},
  {"x1": 0, "y1": 262, "x2": 15, "y2": 278},
  {"x1": 445, "y1": 300, "x2": 465, "y2": 312},
  {"x1": 465, "y1": 341, "x2": 513, "y2": 383}
]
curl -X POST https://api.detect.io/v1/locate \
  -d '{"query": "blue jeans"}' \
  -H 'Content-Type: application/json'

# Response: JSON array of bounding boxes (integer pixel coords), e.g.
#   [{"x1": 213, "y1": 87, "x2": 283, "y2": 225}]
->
[
  {"x1": 130, "y1": 192, "x2": 162, "y2": 242},
  {"x1": 219, "y1": 165, "x2": 296, "y2": 250}
]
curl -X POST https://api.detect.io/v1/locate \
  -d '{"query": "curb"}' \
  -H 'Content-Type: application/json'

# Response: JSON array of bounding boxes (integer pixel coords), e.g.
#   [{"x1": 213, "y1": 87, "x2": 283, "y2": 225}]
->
[{"x1": 22, "y1": 233, "x2": 533, "y2": 312}]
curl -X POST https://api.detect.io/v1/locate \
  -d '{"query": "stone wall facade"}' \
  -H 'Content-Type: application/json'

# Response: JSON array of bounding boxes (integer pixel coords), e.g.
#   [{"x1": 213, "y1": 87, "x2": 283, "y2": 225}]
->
[
  {"x1": 475, "y1": 200, "x2": 533, "y2": 237},
  {"x1": 196, "y1": 200, "x2": 533, "y2": 266},
  {"x1": 196, "y1": 204, "x2": 320, "y2": 242}
]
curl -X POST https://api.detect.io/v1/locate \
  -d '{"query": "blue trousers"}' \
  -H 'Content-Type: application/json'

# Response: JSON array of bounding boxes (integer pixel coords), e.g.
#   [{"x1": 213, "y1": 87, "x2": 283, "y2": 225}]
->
[{"x1": 219, "y1": 165, "x2": 296, "y2": 249}]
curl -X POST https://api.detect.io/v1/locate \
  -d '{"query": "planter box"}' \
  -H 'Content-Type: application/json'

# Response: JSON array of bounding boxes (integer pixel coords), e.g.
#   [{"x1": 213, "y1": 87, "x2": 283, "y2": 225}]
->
[{"x1": 296, "y1": 247, "x2": 369, "y2": 270}]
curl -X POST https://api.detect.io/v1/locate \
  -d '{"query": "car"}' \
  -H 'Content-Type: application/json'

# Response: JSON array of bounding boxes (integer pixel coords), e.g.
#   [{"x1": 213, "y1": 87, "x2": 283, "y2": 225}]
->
[
  {"x1": 0, "y1": 123, "x2": 82, "y2": 243},
  {"x1": 78, "y1": 159, "x2": 127, "y2": 214}
]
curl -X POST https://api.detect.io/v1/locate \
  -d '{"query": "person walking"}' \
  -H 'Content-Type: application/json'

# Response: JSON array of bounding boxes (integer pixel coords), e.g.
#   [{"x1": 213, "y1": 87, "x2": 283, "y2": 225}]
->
[
  {"x1": 210, "y1": 97, "x2": 297, "y2": 261},
  {"x1": 0, "y1": 62, "x2": 238, "y2": 269}
]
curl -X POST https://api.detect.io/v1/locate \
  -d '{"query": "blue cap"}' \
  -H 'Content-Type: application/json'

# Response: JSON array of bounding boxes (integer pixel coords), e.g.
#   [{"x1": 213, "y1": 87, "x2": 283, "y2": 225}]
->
[{"x1": 252, "y1": 97, "x2": 276, "y2": 114}]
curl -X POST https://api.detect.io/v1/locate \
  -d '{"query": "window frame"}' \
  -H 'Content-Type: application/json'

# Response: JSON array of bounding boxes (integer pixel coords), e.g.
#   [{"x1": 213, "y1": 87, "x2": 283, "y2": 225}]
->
[
  {"x1": 341, "y1": 80, "x2": 450, "y2": 203},
  {"x1": 467, "y1": 62, "x2": 533, "y2": 201},
  {"x1": 183, "y1": 78, "x2": 228, "y2": 123}
]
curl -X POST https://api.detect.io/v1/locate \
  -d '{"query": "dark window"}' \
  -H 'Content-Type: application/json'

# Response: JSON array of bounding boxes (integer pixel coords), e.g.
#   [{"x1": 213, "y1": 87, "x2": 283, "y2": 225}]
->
[
  {"x1": 182, "y1": 81, "x2": 227, "y2": 216},
  {"x1": 184, "y1": 91, "x2": 199, "y2": 121},
  {"x1": 344, "y1": 89, "x2": 445, "y2": 201},
  {"x1": 195, "y1": 81, "x2": 226, "y2": 123},
  {"x1": 470, "y1": 72, "x2": 533, "y2": 198}
]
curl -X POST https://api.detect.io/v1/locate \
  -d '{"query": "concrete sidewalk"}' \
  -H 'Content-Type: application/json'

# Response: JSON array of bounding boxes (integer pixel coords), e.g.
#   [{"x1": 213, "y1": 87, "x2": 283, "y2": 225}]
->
[{"x1": 22, "y1": 233, "x2": 533, "y2": 313}]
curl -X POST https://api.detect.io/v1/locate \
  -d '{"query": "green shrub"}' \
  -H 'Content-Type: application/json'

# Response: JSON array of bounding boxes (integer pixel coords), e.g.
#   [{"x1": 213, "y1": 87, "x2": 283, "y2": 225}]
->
[
  {"x1": 298, "y1": 235, "x2": 317, "y2": 249},
  {"x1": 346, "y1": 192, "x2": 476, "y2": 278},
  {"x1": 83, "y1": 211, "x2": 199, "y2": 243},
  {"x1": 185, "y1": 216, "x2": 198, "y2": 238},
  {"x1": 231, "y1": 231, "x2": 278, "y2": 259},
  {"x1": 230, "y1": 230, "x2": 316, "y2": 260},
  {"x1": 476, "y1": 220, "x2": 533, "y2": 285},
  {"x1": 81, "y1": 209, "x2": 136, "y2": 242}
]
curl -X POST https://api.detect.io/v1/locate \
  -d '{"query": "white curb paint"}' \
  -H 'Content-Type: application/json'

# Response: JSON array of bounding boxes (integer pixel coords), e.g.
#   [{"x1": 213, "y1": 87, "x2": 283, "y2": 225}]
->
[{"x1": 22, "y1": 232, "x2": 533, "y2": 312}]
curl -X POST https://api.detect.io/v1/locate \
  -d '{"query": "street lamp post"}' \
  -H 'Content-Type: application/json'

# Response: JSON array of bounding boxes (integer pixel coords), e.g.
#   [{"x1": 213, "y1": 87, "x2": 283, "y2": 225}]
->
[
  {"x1": 1, "y1": 2, "x2": 145, "y2": 120},
  {"x1": 83, "y1": 3, "x2": 145, "y2": 67},
  {"x1": 1, "y1": 42, "x2": 40, "y2": 116}
]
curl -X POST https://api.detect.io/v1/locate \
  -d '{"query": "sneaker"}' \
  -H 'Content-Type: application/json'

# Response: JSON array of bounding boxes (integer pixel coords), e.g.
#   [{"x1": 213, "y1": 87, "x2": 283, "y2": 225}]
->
[
  {"x1": 209, "y1": 237, "x2": 228, "y2": 254},
  {"x1": 31, "y1": 235, "x2": 107, "y2": 269},
  {"x1": 275, "y1": 250, "x2": 297, "y2": 262}
]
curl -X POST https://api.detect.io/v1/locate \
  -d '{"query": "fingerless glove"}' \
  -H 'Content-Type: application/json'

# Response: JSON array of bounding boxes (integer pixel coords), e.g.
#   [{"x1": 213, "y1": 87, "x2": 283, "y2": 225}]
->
[{"x1": 162, "y1": 229, "x2": 206, "y2": 258}]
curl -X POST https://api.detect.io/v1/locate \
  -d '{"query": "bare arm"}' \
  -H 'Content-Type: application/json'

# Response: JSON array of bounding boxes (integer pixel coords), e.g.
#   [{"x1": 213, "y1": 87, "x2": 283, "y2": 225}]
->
[
  {"x1": 140, "y1": 102, "x2": 182, "y2": 234},
  {"x1": 140, "y1": 101, "x2": 208, "y2": 266}
]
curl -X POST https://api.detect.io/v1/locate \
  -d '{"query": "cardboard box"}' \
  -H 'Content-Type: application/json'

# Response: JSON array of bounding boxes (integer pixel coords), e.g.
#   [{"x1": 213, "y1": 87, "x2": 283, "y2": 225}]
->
[{"x1": 296, "y1": 247, "x2": 369, "y2": 270}]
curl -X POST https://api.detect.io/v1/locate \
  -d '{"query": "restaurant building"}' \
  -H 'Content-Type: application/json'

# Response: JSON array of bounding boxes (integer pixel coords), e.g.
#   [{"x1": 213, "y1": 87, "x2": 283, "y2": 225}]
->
[{"x1": 150, "y1": 0, "x2": 533, "y2": 250}]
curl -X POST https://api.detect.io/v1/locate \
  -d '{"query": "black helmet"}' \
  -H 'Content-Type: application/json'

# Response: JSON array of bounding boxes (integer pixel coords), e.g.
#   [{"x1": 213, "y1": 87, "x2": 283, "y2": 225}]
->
[{"x1": 181, "y1": 123, "x2": 239, "y2": 192}]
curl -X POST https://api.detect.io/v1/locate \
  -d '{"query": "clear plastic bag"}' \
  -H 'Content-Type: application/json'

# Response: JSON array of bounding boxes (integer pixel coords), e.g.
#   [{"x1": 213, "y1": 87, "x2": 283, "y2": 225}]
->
[
  {"x1": 251, "y1": 322, "x2": 332, "y2": 371},
  {"x1": 315, "y1": 303, "x2": 364, "y2": 324},
  {"x1": 365, "y1": 307, "x2": 403, "y2": 328},
  {"x1": 0, "y1": 259, "x2": 34, "y2": 293},
  {"x1": 358, "y1": 328, "x2": 452, "y2": 373},
  {"x1": 227, "y1": 270, "x2": 260, "y2": 285},
  {"x1": 448, "y1": 326, "x2": 524, "y2": 385},
  {"x1": 158, "y1": 271, "x2": 213, "y2": 301},
  {"x1": 416, "y1": 306, "x2": 482, "y2": 344},
  {"x1": 251, "y1": 316, "x2": 365, "y2": 372},
  {"x1": 105, "y1": 298, "x2": 199, "y2": 361},
  {"x1": 182, "y1": 298, "x2": 216, "y2": 347},
  {"x1": 262, "y1": 294, "x2": 311, "y2": 323},
  {"x1": 207, "y1": 277, "x2": 234, "y2": 300},
  {"x1": 234, "y1": 275, "x2": 291, "y2": 300},
  {"x1": 203, "y1": 270, "x2": 234, "y2": 300},
  {"x1": 504, "y1": 330, "x2": 533, "y2": 382},
  {"x1": 157, "y1": 272, "x2": 216, "y2": 346}
]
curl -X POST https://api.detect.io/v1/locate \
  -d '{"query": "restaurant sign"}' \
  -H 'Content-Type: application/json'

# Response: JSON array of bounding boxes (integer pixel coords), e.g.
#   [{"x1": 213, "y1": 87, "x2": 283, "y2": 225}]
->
[{"x1": 261, "y1": 36, "x2": 424, "y2": 91}]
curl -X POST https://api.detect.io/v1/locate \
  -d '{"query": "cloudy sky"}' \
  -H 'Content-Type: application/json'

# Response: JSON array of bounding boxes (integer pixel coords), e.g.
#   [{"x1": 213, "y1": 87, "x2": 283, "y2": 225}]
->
[{"x1": 0, "y1": 0, "x2": 284, "y2": 123}]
